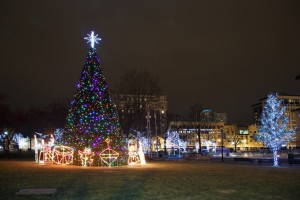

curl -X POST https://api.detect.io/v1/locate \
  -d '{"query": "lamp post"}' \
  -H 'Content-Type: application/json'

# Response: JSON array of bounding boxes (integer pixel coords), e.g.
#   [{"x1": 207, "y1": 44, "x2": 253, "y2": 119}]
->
[
  {"x1": 154, "y1": 111, "x2": 158, "y2": 157},
  {"x1": 221, "y1": 128, "x2": 225, "y2": 162},
  {"x1": 176, "y1": 114, "x2": 180, "y2": 155},
  {"x1": 146, "y1": 103, "x2": 151, "y2": 157},
  {"x1": 164, "y1": 132, "x2": 167, "y2": 155}
]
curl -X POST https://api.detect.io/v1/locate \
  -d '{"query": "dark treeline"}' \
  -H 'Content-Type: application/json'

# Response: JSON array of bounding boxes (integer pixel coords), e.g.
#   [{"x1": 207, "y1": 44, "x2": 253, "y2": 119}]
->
[
  {"x1": 1, "y1": 98, "x2": 69, "y2": 136},
  {"x1": 0, "y1": 94, "x2": 69, "y2": 153}
]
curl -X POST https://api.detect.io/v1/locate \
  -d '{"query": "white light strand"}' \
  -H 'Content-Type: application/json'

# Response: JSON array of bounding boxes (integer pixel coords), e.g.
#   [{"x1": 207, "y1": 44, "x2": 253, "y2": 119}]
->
[
  {"x1": 256, "y1": 93, "x2": 295, "y2": 167},
  {"x1": 128, "y1": 145, "x2": 140, "y2": 166},
  {"x1": 138, "y1": 141, "x2": 146, "y2": 165}
]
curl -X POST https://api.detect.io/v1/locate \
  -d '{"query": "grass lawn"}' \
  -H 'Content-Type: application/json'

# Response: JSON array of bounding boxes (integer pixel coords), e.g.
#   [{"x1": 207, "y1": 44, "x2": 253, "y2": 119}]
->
[{"x1": 0, "y1": 160, "x2": 300, "y2": 200}]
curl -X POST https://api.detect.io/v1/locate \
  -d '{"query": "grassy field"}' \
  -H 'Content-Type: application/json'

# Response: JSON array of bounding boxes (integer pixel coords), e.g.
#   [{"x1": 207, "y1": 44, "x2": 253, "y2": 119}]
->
[{"x1": 0, "y1": 160, "x2": 300, "y2": 200}]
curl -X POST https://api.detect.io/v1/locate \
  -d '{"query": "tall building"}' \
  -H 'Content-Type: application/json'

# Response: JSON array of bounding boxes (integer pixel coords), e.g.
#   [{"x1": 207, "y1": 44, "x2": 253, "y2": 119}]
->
[
  {"x1": 215, "y1": 113, "x2": 227, "y2": 124},
  {"x1": 292, "y1": 108, "x2": 300, "y2": 147},
  {"x1": 113, "y1": 94, "x2": 168, "y2": 138}
]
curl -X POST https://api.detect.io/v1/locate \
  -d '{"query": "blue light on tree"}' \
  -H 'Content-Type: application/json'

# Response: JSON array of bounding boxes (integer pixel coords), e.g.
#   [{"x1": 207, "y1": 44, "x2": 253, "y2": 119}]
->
[{"x1": 256, "y1": 93, "x2": 295, "y2": 167}]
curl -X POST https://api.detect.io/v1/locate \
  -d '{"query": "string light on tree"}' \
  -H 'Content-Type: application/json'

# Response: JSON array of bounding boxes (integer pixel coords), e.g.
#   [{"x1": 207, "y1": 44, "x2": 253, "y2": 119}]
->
[
  {"x1": 256, "y1": 93, "x2": 295, "y2": 167},
  {"x1": 63, "y1": 31, "x2": 127, "y2": 166}
]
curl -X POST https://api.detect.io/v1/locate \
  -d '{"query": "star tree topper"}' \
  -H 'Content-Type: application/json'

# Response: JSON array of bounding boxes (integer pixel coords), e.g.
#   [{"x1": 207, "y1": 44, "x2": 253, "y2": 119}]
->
[{"x1": 84, "y1": 31, "x2": 101, "y2": 48}]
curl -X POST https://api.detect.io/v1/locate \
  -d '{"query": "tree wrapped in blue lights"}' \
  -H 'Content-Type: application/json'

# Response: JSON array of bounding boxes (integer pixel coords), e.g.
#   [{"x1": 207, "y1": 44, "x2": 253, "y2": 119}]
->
[
  {"x1": 63, "y1": 32, "x2": 127, "y2": 166},
  {"x1": 256, "y1": 93, "x2": 295, "y2": 167}
]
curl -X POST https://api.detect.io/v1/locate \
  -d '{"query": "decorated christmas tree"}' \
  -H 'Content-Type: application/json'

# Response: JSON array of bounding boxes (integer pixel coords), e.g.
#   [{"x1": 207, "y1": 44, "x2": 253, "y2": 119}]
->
[
  {"x1": 63, "y1": 31, "x2": 127, "y2": 166},
  {"x1": 256, "y1": 93, "x2": 295, "y2": 167}
]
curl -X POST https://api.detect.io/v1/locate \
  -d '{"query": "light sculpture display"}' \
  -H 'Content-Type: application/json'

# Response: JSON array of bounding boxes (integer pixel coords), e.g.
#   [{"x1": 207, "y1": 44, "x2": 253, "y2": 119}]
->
[
  {"x1": 34, "y1": 134, "x2": 55, "y2": 164},
  {"x1": 38, "y1": 139, "x2": 45, "y2": 164},
  {"x1": 127, "y1": 144, "x2": 140, "y2": 165},
  {"x1": 34, "y1": 135, "x2": 38, "y2": 163},
  {"x1": 99, "y1": 138, "x2": 119, "y2": 167},
  {"x1": 53, "y1": 145, "x2": 74, "y2": 165},
  {"x1": 138, "y1": 141, "x2": 146, "y2": 165},
  {"x1": 43, "y1": 134, "x2": 55, "y2": 163},
  {"x1": 78, "y1": 148, "x2": 94, "y2": 166}
]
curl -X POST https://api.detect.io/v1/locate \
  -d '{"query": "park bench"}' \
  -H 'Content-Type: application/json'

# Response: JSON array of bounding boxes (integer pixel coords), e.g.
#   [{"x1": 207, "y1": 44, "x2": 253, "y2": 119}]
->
[
  {"x1": 288, "y1": 154, "x2": 300, "y2": 166},
  {"x1": 233, "y1": 157, "x2": 255, "y2": 164}
]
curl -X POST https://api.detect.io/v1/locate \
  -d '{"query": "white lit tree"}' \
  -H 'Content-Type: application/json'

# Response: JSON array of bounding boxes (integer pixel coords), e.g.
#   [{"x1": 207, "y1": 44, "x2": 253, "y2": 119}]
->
[
  {"x1": 166, "y1": 131, "x2": 179, "y2": 155},
  {"x1": 54, "y1": 129, "x2": 63, "y2": 144},
  {"x1": 256, "y1": 93, "x2": 295, "y2": 167},
  {"x1": 0, "y1": 129, "x2": 16, "y2": 154},
  {"x1": 13, "y1": 133, "x2": 24, "y2": 147}
]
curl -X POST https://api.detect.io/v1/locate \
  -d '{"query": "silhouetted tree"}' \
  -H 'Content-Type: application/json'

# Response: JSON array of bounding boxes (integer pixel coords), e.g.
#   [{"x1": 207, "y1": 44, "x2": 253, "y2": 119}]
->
[
  {"x1": 0, "y1": 94, "x2": 16, "y2": 154},
  {"x1": 0, "y1": 94, "x2": 13, "y2": 128},
  {"x1": 15, "y1": 99, "x2": 69, "y2": 149},
  {"x1": 114, "y1": 69, "x2": 162, "y2": 136},
  {"x1": 189, "y1": 103, "x2": 216, "y2": 153}
]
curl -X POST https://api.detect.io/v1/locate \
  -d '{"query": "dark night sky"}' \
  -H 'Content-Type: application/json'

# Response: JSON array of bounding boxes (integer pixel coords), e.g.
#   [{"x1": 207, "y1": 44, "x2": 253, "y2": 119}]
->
[{"x1": 0, "y1": 0, "x2": 299, "y2": 124}]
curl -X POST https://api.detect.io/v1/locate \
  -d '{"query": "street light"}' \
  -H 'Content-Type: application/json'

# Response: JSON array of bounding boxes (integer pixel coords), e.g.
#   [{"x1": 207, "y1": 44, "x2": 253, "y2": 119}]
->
[
  {"x1": 146, "y1": 103, "x2": 151, "y2": 157},
  {"x1": 154, "y1": 111, "x2": 158, "y2": 157},
  {"x1": 221, "y1": 128, "x2": 225, "y2": 162}
]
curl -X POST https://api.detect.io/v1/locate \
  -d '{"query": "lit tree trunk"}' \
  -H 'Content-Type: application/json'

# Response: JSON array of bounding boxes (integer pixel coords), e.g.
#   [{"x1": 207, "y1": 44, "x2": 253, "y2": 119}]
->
[{"x1": 273, "y1": 147, "x2": 279, "y2": 167}]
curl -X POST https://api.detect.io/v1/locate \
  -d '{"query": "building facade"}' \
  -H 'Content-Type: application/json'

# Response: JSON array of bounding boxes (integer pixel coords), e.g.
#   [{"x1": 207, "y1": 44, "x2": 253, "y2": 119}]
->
[
  {"x1": 112, "y1": 94, "x2": 168, "y2": 138},
  {"x1": 215, "y1": 113, "x2": 227, "y2": 124},
  {"x1": 292, "y1": 108, "x2": 300, "y2": 148},
  {"x1": 167, "y1": 121, "x2": 263, "y2": 152}
]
